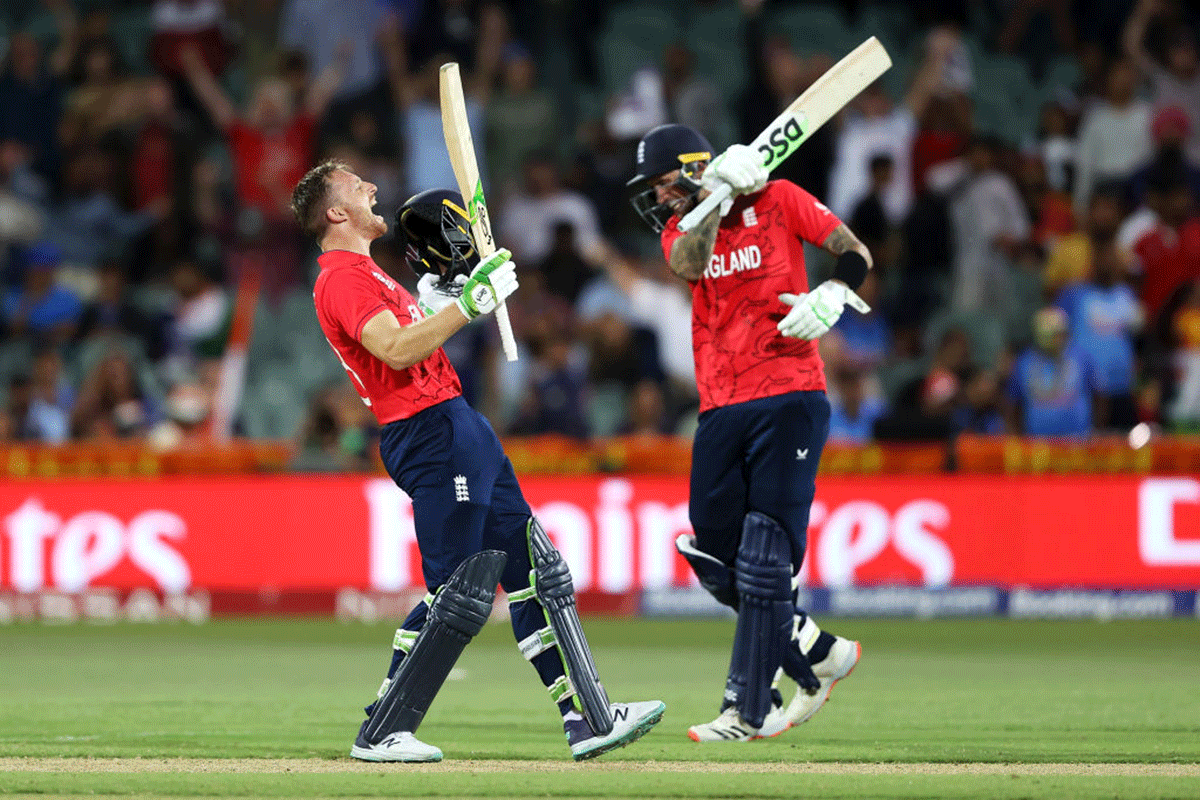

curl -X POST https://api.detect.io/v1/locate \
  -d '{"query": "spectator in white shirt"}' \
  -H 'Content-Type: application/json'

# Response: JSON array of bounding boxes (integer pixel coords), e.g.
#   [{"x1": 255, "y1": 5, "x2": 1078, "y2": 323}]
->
[
  {"x1": 1073, "y1": 56, "x2": 1151, "y2": 216},
  {"x1": 498, "y1": 153, "x2": 601, "y2": 265}
]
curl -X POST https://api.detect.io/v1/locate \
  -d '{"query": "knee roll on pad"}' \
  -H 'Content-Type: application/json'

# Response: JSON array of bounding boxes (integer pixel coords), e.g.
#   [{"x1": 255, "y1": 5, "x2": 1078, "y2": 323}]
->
[
  {"x1": 362, "y1": 549, "x2": 506, "y2": 743},
  {"x1": 726, "y1": 512, "x2": 794, "y2": 729}
]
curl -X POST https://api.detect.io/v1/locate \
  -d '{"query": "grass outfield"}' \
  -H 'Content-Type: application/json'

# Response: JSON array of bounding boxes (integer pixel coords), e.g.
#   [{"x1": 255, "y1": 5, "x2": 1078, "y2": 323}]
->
[{"x1": 2, "y1": 617, "x2": 1198, "y2": 798}]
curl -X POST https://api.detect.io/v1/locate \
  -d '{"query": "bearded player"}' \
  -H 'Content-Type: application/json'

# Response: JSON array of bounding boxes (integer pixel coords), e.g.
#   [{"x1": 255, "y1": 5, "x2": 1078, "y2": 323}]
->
[
  {"x1": 629, "y1": 124, "x2": 866, "y2": 741},
  {"x1": 291, "y1": 161, "x2": 664, "y2": 762}
]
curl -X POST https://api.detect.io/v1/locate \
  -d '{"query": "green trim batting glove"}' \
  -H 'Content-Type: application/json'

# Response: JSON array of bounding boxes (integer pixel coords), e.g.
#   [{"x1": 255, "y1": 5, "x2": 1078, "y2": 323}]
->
[{"x1": 456, "y1": 248, "x2": 519, "y2": 320}]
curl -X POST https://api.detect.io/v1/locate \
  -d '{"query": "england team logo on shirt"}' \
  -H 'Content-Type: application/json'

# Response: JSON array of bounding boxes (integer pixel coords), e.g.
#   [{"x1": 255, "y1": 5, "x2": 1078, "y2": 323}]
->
[{"x1": 742, "y1": 207, "x2": 758, "y2": 227}]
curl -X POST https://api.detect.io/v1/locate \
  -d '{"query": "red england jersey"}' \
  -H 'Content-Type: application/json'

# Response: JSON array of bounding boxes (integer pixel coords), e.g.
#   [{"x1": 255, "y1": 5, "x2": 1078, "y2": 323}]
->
[
  {"x1": 661, "y1": 180, "x2": 841, "y2": 412},
  {"x1": 313, "y1": 250, "x2": 461, "y2": 424}
]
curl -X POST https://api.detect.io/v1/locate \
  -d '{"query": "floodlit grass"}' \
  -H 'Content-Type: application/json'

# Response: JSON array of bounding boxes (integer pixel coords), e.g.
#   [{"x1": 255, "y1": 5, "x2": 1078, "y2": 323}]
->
[{"x1": 2, "y1": 617, "x2": 1198, "y2": 798}]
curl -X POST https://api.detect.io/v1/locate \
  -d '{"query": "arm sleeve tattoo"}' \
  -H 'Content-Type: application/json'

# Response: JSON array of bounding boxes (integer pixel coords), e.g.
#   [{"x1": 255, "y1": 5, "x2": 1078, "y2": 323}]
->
[
  {"x1": 821, "y1": 224, "x2": 857, "y2": 256},
  {"x1": 668, "y1": 206, "x2": 720, "y2": 281}
]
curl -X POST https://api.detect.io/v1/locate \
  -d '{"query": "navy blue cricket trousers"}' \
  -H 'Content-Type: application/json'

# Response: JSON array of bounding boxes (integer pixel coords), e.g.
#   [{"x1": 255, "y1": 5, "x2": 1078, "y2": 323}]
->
[{"x1": 689, "y1": 390, "x2": 831, "y2": 570}]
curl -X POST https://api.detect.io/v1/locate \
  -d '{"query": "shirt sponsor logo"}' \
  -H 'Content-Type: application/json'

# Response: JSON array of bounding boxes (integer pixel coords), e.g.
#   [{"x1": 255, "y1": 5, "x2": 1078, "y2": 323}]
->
[
  {"x1": 371, "y1": 271, "x2": 397, "y2": 291},
  {"x1": 704, "y1": 244, "x2": 762, "y2": 280}
]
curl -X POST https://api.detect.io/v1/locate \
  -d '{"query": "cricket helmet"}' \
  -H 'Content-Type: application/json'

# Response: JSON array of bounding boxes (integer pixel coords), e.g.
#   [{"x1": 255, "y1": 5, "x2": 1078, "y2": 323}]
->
[
  {"x1": 395, "y1": 189, "x2": 479, "y2": 279},
  {"x1": 627, "y1": 123, "x2": 713, "y2": 233}
]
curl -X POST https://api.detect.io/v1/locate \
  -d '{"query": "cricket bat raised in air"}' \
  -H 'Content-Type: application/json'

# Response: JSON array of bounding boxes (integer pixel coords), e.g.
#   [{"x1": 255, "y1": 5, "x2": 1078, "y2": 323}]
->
[
  {"x1": 678, "y1": 36, "x2": 892, "y2": 232},
  {"x1": 439, "y1": 62, "x2": 520, "y2": 362}
]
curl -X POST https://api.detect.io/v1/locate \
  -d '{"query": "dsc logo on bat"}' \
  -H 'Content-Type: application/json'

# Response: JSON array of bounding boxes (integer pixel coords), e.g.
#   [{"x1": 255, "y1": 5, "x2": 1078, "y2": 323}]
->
[{"x1": 757, "y1": 114, "x2": 808, "y2": 165}]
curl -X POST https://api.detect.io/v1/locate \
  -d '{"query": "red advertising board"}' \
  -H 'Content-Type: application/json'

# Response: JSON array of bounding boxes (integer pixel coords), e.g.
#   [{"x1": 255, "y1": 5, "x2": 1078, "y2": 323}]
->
[{"x1": 1, "y1": 476, "x2": 1198, "y2": 596}]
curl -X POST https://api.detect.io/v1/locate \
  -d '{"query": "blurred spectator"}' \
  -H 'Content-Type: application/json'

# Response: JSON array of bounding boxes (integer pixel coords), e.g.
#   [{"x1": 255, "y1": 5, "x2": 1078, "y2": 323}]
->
[
  {"x1": 152, "y1": 0, "x2": 230, "y2": 81},
  {"x1": 0, "y1": 4, "x2": 76, "y2": 184},
  {"x1": 827, "y1": 26, "x2": 954, "y2": 223},
  {"x1": 578, "y1": 307, "x2": 664, "y2": 438},
  {"x1": 831, "y1": 271, "x2": 890, "y2": 371},
  {"x1": 929, "y1": 136, "x2": 1030, "y2": 313},
  {"x1": 510, "y1": 328, "x2": 589, "y2": 440},
  {"x1": 280, "y1": 0, "x2": 382, "y2": 103},
  {"x1": 1166, "y1": 279, "x2": 1200, "y2": 426},
  {"x1": 896, "y1": 187, "x2": 954, "y2": 336},
  {"x1": 1006, "y1": 306, "x2": 1091, "y2": 436},
  {"x1": 952, "y1": 369, "x2": 1006, "y2": 434},
  {"x1": 1016, "y1": 153, "x2": 1075, "y2": 249},
  {"x1": 70, "y1": 348, "x2": 157, "y2": 440},
  {"x1": 1037, "y1": 102, "x2": 1076, "y2": 195},
  {"x1": 661, "y1": 43, "x2": 731, "y2": 150},
  {"x1": 43, "y1": 146, "x2": 164, "y2": 273},
  {"x1": 586, "y1": 241, "x2": 697, "y2": 416},
  {"x1": 486, "y1": 43, "x2": 560, "y2": 197},
  {"x1": 606, "y1": 66, "x2": 666, "y2": 143},
  {"x1": 4, "y1": 345, "x2": 72, "y2": 443},
  {"x1": 75, "y1": 261, "x2": 168, "y2": 360},
  {"x1": 1132, "y1": 168, "x2": 1200, "y2": 319},
  {"x1": 538, "y1": 222, "x2": 598, "y2": 305},
  {"x1": 849, "y1": 155, "x2": 892, "y2": 255},
  {"x1": 1043, "y1": 185, "x2": 1126, "y2": 296},
  {"x1": 61, "y1": 38, "x2": 137, "y2": 149},
  {"x1": 1127, "y1": 107, "x2": 1200, "y2": 208},
  {"x1": 405, "y1": 0, "x2": 493, "y2": 71},
  {"x1": 1073, "y1": 56, "x2": 1151, "y2": 216},
  {"x1": 912, "y1": 92, "x2": 972, "y2": 196},
  {"x1": 922, "y1": 326, "x2": 972, "y2": 417},
  {"x1": 739, "y1": 2, "x2": 835, "y2": 201},
  {"x1": 164, "y1": 260, "x2": 230, "y2": 381},
  {"x1": 2, "y1": 244, "x2": 82, "y2": 345},
  {"x1": 996, "y1": 0, "x2": 1077, "y2": 67},
  {"x1": 0, "y1": 141, "x2": 46, "y2": 248},
  {"x1": 180, "y1": 44, "x2": 342, "y2": 221},
  {"x1": 499, "y1": 153, "x2": 601, "y2": 265},
  {"x1": 828, "y1": 366, "x2": 886, "y2": 443},
  {"x1": 619, "y1": 379, "x2": 673, "y2": 437},
  {"x1": 291, "y1": 384, "x2": 377, "y2": 471},
  {"x1": 181, "y1": 43, "x2": 344, "y2": 292},
  {"x1": 1057, "y1": 245, "x2": 1143, "y2": 430},
  {"x1": 383, "y1": 5, "x2": 499, "y2": 195},
  {"x1": 1123, "y1": 0, "x2": 1200, "y2": 163}
]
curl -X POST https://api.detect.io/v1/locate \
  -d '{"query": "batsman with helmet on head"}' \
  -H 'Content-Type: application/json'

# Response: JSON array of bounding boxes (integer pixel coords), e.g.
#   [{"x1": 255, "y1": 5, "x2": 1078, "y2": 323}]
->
[
  {"x1": 628, "y1": 124, "x2": 867, "y2": 742},
  {"x1": 290, "y1": 162, "x2": 664, "y2": 763}
]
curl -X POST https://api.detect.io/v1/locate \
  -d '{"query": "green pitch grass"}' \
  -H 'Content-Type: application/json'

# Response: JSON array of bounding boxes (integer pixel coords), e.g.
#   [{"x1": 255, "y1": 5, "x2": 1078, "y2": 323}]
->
[{"x1": 2, "y1": 617, "x2": 1198, "y2": 799}]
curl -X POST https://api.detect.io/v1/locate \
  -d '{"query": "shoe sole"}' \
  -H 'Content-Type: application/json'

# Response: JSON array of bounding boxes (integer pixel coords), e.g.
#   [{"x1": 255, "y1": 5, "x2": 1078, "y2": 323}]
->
[
  {"x1": 349, "y1": 745, "x2": 443, "y2": 763},
  {"x1": 573, "y1": 703, "x2": 666, "y2": 761},
  {"x1": 787, "y1": 640, "x2": 862, "y2": 728}
]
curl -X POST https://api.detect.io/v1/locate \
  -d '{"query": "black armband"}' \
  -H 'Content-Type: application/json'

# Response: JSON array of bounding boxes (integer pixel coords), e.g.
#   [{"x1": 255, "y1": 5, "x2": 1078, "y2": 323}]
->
[{"x1": 832, "y1": 251, "x2": 869, "y2": 290}]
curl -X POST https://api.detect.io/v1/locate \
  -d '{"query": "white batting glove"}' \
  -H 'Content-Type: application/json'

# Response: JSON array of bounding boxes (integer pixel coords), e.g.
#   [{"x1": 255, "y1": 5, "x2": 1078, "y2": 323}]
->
[
  {"x1": 416, "y1": 272, "x2": 467, "y2": 318},
  {"x1": 701, "y1": 143, "x2": 768, "y2": 197},
  {"x1": 777, "y1": 280, "x2": 871, "y2": 340}
]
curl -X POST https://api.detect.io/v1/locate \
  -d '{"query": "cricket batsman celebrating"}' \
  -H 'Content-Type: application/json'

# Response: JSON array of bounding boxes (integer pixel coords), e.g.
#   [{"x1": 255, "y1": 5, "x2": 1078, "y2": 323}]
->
[
  {"x1": 291, "y1": 162, "x2": 664, "y2": 762},
  {"x1": 628, "y1": 124, "x2": 865, "y2": 741}
]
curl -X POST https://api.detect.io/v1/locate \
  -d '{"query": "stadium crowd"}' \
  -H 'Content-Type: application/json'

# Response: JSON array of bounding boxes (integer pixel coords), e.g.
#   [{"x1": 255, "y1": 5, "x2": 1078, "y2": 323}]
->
[{"x1": 1, "y1": 0, "x2": 1199, "y2": 463}]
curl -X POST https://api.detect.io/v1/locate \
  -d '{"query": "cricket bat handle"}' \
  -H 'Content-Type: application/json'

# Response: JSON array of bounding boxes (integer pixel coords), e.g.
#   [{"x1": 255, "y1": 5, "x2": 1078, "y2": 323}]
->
[
  {"x1": 494, "y1": 300, "x2": 518, "y2": 361},
  {"x1": 678, "y1": 183, "x2": 732, "y2": 232}
]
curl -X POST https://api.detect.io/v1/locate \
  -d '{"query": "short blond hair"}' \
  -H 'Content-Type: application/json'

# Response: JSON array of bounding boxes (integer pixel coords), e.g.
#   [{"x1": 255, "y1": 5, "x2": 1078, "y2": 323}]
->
[{"x1": 290, "y1": 160, "x2": 348, "y2": 239}]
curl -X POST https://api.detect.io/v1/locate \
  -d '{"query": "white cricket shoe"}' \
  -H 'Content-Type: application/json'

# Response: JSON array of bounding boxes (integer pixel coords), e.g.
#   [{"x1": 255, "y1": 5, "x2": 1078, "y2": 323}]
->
[
  {"x1": 566, "y1": 700, "x2": 666, "y2": 761},
  {"x1": 688, "y1": 701, "x2": 790, "y2": 742},
  {"x1": 784, "y1": 634, "x2": 861, "y2": 727},
  {"x1": 350, "y1": 731, "x2": 443, "y2": 763},
  {"x1": 687, "y1": 706, "x2": 759, "y2": 742}
]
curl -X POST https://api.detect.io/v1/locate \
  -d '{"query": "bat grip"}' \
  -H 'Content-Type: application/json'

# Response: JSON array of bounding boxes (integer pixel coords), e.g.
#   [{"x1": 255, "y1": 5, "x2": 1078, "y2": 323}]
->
[
  {"x1": 494, "y1": 301, "x2": 519, "y2": 361},
  {"x1": 678, "y1": 184, "x2": 732, "y2": 232}
]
